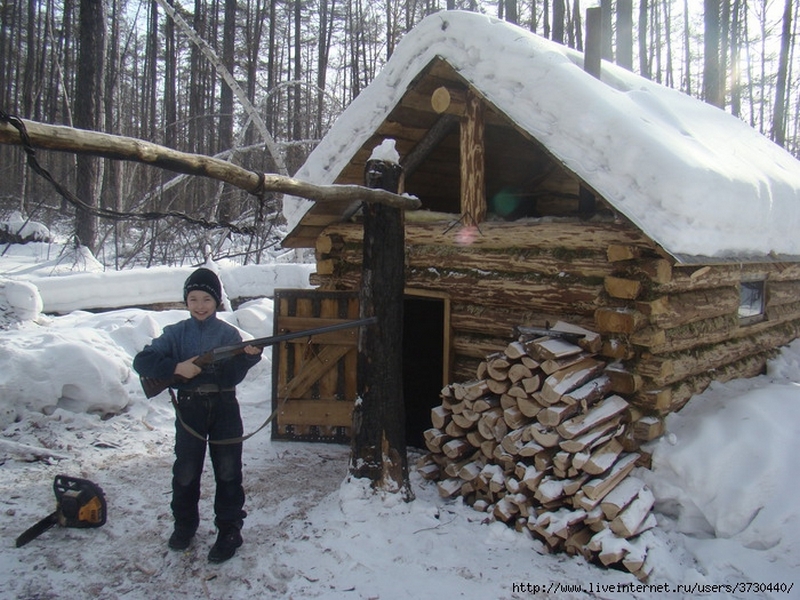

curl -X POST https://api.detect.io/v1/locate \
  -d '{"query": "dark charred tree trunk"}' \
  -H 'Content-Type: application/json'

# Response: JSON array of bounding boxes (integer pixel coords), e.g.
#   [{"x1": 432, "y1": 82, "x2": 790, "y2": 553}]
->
[{"x1": 350, "y1": 156, "x2": 413, "y2": 501}]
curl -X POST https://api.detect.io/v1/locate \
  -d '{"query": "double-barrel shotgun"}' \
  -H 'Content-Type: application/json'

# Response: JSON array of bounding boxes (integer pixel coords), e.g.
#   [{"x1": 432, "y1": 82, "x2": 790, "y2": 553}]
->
[{"x1": 139, "y1": 316, "x2": 376, "y2": 398}]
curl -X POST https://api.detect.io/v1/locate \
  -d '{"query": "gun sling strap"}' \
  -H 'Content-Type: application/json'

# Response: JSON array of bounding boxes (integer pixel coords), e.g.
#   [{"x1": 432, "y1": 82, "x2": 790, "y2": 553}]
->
[{"x1": 168, "y1": 387, "x2": 288, "y2": 445}]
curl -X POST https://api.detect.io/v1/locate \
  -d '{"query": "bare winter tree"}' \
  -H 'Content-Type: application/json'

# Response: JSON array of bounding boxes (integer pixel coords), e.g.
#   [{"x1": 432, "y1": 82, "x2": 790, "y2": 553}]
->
[
  {"x1": 74, "y1": 0, "x2": 105, "y2": 251},
  {"x1": 704, "y1": 0, "x2": 724, "y2": 107},
  {"x1": 772, "y1": 0, "x2": 793, "y2": 146}
]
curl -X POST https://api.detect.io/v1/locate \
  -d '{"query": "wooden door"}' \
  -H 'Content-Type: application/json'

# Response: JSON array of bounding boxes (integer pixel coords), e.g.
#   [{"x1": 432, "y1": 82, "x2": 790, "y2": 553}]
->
[{"x1": 271, "y1": 289, "x2": 360, "y2": 443}]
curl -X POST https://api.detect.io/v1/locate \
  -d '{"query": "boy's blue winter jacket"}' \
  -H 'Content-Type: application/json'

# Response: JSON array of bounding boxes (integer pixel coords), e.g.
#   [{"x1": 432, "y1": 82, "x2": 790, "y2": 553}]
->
[{"x1": 133, "y1": 314, "x2": 260, "y2": 390}]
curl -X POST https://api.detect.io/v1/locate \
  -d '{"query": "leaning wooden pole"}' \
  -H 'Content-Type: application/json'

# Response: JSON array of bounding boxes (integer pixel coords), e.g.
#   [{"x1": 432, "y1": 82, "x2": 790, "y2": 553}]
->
[
  {"x1": 0, "y1": 116, "x2": 420, "y2": 211},
  {"x1": 350, "y1": 150, "x2": 414, "y2": 500}
]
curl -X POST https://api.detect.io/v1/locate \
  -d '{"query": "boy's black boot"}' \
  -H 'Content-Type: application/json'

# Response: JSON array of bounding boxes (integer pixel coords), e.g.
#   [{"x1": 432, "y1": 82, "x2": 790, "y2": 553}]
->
[
  {"x1": 168, "y1": 521, "x2": 198, "y2": 550},
  {"x1": 207, "y1": 521, "x2": 243, "y2": 563}
]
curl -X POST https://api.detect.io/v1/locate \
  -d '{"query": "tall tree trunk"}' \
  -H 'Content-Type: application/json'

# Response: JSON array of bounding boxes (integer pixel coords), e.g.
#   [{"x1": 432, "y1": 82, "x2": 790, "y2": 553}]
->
[
  {"x1": 661, "y1": 0, "x2": 674, "y2": 88},
  {"x1": 22, "y1": 0, "x2": 36, "y2": 117},
  {"x1": 601, "y1": 0, "x2": 613, "y2": 61},
  {"x1": 317, "y1": 0, "x2": 333, "y2": 139},
  {"x1": 639, "y1": 0, "x2": 650, "y2": 78},
  {"x1": 74, "y1": 0, "x2": 105, "y2": 252},
  {"x1": 683, "y1": 0, "x2": 692, "y2": 95},
  {"x1": 105, "y1": 0, "x2": 123, "y2": 251},
  {"x1": 244, "y1": 0, "x2": 265, "y2": 148},
  {"x1": 703, "y1": 0, "x2": 723, "y2": 107},
  {"x1": 772, "y1": 0, "x2": 792, "y2": 146},
  {"x1": 617, "y1": 0, "x2": 633, "y2": 70},
  {"x1": 143, "y1": 0, "x2": 158, "y2": 140},
  {"x1": 265, "y1": 0, "x2": 277, "y2": 136},
  {"x1": 552, "y1": 0, "x2": 565, "y2": 44},
  {"x1": 286, "y1": 0, "x2": 303, "y2": 173},
  {"x1": 218, "y1": 0, "x2": 236, "y2": 219},
  {"x1": 729, "y1": 0, "x2": 742, "y2": 117},
  {"x1": 164, "y1": 0, "x2": 177, "y2": 149},
  {"x1": 505, "y1": 0, "x2": 518, "y2": 24}
]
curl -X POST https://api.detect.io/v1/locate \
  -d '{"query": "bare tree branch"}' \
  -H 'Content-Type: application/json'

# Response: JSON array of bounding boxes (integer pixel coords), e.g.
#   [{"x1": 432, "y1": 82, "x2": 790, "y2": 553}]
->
[{"x1": 0, "y1": 117, "x2": 421, "y2": 211}]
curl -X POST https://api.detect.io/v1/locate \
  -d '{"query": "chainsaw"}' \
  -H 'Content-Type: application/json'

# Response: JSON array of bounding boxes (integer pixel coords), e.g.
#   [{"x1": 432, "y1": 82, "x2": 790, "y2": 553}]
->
[{"x1": 15, "y1": 475, "x2": 107, "y2": 548}]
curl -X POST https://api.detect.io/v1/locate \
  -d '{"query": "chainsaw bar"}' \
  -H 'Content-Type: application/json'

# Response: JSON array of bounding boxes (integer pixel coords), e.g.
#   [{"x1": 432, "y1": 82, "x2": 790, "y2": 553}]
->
[{"x1": 15, "y1": 512, "x2": 58, "y2": 548}]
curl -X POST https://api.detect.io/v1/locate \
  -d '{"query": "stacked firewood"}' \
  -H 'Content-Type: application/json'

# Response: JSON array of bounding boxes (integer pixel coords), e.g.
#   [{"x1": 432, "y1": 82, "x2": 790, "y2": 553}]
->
[{"x1": 418, "y1": 321, "x2": 656, "y2": 580}]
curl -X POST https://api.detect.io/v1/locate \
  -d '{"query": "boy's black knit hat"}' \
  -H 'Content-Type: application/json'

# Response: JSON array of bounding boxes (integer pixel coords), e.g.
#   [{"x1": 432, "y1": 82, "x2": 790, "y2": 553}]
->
[{"x1": 184, "y1": 267, "x2": 222, "y2": 307}]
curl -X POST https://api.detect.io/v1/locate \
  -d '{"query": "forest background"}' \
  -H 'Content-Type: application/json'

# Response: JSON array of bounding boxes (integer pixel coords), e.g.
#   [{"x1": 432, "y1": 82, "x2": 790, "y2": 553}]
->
[{"x1": 0, "y1": 0, "x2": 797, "y2": 269}]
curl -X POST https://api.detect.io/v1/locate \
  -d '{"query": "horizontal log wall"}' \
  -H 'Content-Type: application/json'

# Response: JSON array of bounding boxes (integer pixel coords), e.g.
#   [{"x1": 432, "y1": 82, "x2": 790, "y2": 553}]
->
[
  {"x1": 312, "y1": 216, "x2": 654, "y2": 388},
  {"x1": 598, "y1": 256, "x2": 800, "y2": 415},
  {"x1": 311, "y1": 217, "x2": 800, "y2": 439}
]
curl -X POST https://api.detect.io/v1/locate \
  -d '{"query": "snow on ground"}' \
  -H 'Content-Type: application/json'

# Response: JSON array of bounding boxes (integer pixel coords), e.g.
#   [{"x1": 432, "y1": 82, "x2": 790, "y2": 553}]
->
[{"x1": 0, "y1": 242, "x2": 799, "y2": 599}]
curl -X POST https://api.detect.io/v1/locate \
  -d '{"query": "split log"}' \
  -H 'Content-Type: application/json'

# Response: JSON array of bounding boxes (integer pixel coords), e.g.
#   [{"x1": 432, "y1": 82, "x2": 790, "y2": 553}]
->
[
  {"x1": 457, "y1": 458, "x2": 486, "y2": 482},
  {"x1": 454, "y1": 379, "x2": 490, "y2": 402},
  {"x1": 527, "y1": 422, "x2": 561, "y2": 448},
  {"x1": 423, "y1": 428, "x2": 449, "y2": 453},
  {"x1": 437, "y1": 478, "x2": 464, "y2": 497},
  {"x1": 600, "y1": 476, "x2": 647, "y2": 521},
  {"x1": 500, "y1": 429, "x2": 526, "y2": 455},
  {"x1": 508, "y1": 363, "x2": 534, "y2": 383},
  {"x1": 559, "y1": 417, "x2": 623, "y2": 454},
  {"x1": 503, "y1": 406, "x2": 532, "y2": 430},
  {"x1": 444, "y1": 420, "x2": 467, "y2": 438},
  {"x1": 472, "y1": 395, "x2": 501, "y2": 412},
  {"x1": 517, "y1": 394, "x2": 543, "y2": 418},
  {"x1": 537, "y1": 403, "x2": 581, "y2": 427},
  {"x1": 526, "y1": 337, "x2": 584, "y2": 361},
  {"x1": 557, "y1": 395, "x2": 629, "y2": 440},
  {"x1": 631, "y1": 416, "x2": 665, "y2": 442},
  {"x1": 549, "y1": 321, "x2": 603, "y2": 353},
  {"x1": 535, "y1": 477, "x2": 566, "y2": 504},
  {"x1": 431, "y1": 406, "x2": 451, "y2": 430},
  {"x1": 487, "y1": 378, "x2": 511, "y2": 394},
  {"x1": 609, "y1": 487, "x2": 655, "y2": 538},
  {"x1": 540, "y1": 352, "x2": 594, "y2": 375},
  {"x1": 581, "y1": 438, "x2": 624, "y2": 475},
  {"x1": 477, "y1": 407, "x2": 506, "y2": 440},
  {"x1": 521, "y1": 374, "x2": 543, "y2": 394},
  {"x1": 562, "y1": 374, "x2": 612, "y2": 406},
  {"x1": 505, "y1": 341, "x2": 527, "y2": 359},
  {"x1": 580, "y1": 453, "x2": 640, "y2": 502},
  {"x1": 565, "y1": 526, "x2": 594, "y2": 558},
  {"x1": 452, "y1": 409, "x2": 481, "y2": 429},
  {"x1": 539, "y1": 357, "x2": 606, "y2": 404},
  {"x1": 519, "y1": 440, "x2": 545, "y2": 458},
  {"x1": 442, "y1": 438, "x2": 474, "y2": 460}
]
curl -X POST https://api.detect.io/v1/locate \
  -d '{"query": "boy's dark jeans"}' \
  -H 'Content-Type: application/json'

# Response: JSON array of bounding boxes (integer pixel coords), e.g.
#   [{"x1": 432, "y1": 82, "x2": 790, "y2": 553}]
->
[{"x1": 171, "y1": 390, "x2": 246, "y2": 530}]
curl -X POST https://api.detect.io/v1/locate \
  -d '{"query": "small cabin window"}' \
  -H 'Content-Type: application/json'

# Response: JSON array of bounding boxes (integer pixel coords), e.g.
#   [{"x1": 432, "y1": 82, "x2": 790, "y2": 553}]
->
[{"x1": 739, "y1": 280, "x2": 765, "y2": 325}]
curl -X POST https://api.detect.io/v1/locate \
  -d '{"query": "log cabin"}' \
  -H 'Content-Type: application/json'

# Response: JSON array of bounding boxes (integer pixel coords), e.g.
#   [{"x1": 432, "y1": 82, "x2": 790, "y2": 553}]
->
[{"x1": 272, "y1": 11, "x2": 800, "y2": 453}]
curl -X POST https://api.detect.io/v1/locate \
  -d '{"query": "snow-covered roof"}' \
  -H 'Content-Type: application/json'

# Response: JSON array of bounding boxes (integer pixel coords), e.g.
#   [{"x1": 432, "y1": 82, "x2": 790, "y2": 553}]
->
[{"x1": 283, "y1": 10, "x2": 800, "y2": 262}]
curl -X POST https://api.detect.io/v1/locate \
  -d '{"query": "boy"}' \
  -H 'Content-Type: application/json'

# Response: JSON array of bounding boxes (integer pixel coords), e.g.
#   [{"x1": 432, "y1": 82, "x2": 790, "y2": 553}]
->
[{"x1": 133, "y1": 267, "x2": 262, "y2": 563}]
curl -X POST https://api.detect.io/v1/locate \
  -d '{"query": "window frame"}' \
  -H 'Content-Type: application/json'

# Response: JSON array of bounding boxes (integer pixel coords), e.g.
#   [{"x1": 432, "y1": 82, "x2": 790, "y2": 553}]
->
[{"x1": 738, "y1": 277, "x2": 766, "y2": 326}]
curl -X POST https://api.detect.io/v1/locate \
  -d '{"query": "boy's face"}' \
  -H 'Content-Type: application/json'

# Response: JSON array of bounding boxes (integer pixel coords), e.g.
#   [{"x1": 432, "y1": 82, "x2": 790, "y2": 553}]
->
[{"x1": 186, "y1": 290, "x2": 217, "y2": 321}]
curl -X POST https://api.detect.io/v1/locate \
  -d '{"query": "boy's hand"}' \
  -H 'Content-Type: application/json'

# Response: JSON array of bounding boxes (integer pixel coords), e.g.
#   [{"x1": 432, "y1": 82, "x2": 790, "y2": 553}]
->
[
  {"x1": 243, "y1": 345, "x2": 263, "y2": 356},
  {"x1": 174, "y1": 357, "x2": 202, "y2": 379}
]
